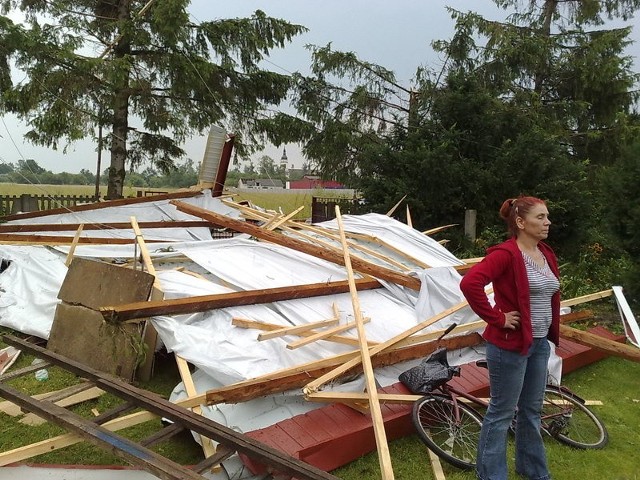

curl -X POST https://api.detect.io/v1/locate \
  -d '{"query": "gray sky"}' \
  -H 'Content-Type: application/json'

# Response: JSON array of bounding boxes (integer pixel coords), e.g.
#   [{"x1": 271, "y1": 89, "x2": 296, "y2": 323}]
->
[{"x1": 1, "y1": 1, "x2": 638, "y2": 174}]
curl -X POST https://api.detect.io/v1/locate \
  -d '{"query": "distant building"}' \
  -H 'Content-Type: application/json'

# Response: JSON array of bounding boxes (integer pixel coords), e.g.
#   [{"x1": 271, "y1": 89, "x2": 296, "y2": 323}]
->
[
  {"x1": 280, "y1": 147, "x2": 288, "y2": 171},
  {"x1": 288, "y1": 175, "x2": 345, "y2": 190},
  {"x1": 238, "y1": 178, "x2": 284, "y2": 190}
]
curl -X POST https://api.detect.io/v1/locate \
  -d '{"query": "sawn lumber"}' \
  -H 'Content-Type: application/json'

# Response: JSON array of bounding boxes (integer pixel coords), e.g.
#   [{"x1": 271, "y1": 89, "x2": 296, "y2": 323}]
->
[
  {"x1": 100, "y1": 278, "x2": 382, "y2": 322},
  {"x1": 2, "y1": 334, "x2": 339, "y2": 480},
  {"x1": 170, "y1": 200, "x2": 423, "y2": 290}
]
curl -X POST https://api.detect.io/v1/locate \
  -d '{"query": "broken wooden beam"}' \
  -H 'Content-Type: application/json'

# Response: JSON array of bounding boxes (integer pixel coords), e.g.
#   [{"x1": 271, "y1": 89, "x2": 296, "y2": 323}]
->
[
  {"x1": 0, "y1": 190, "x2": 201, "y2": 222},
  {"x1": 559, "y1": 324, "x2": 640, "y2": 363},
  {"x1": 205, "y1": 332, "x2": 483, "y2": 404},
  {"x1": 0, "y1": 234, "x2": 166, "y2": 245},
  {"x1": 0, "y1": 221, "x2": 214, "y2": 233},
  {"x1": 335, "y1": 205, "x2": 395, "y2": 479},
  {"x1": 0, "y1": 382, "x2": 206, "y2": 480},
  {"x1": 171, "y1": 200, "x2": 423, "y2": 290},
  {"x1": 101, "y1": 278, "x2": 382, "y2": 322},
  {"x1": 3, "y1": 334, "x2": 339, "y2": 480}
]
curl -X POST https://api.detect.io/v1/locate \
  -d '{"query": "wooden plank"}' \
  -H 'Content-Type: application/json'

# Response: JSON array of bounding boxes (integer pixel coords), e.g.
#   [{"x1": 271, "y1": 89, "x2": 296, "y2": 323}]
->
[
  {"x1": 306, "y1": 392, "x2": 423, "y2": 404},
  {"x1": 3, "y1": 334, "x2": 340, "y2": 480},
  {"x1": 255, "y1": 317, "x2": 339, "y2": 341},
  {"x1": 286, "y1": 318, "x2": 373, "y2": 350},
  {"x1": 264, "y1": 206, "x2": 305, "y2": 230},
  {"x1": 0, "y1": 220, "x2": 212, "y2": 233},
  {"x1": 426, "y1": 432, "x2": 447, "y2": 480},
  {"x1": 64, "y1": 223, "x2": 84, "y2": 266},
  {"x1": 171, "y1": 200, "x2": 422, "y2": 290},
  {"x1": 131, "y1": 216, "x2": 157, "y2": 276},
  {"x1": 0, "y1": 234, "x2": 166, "y2": 245},
  {"x1": 559, "y1": 324, "x2": 640, "y2": 362},
  {"x1": 205, "y1": 333, "x2": 483, "y2": 405},
  {"x1": 102, "y1": 277, "x2": 382, "y2": 322},
  {"x1": 328, "y1": 206, "x2": 394, "y2": 478},
  {"x1": 0, "y1": 189, "x2": 201, "y2": 222},
  {"x1": 0, "y1": 382, "x2": 205, "y2": 480},
  {"x1": 0, "y1": 383, "x2": 95, "y2": 417},
  {"x1": 561, "y1": 289, "x2": 613, "y2": 307},
  {"x1": 175, "y1": 355, "x2": 217, "y2": 459},
  {"x1": 20, "y1": 386, "x2": 105, "y2": 426}
]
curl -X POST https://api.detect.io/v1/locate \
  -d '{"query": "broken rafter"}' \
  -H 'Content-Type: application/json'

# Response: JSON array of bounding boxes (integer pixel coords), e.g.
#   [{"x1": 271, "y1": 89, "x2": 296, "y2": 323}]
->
[
  {"x1": 227, "y1": 200, "x2": 413, "y2": 273},
  {"x1": 0, "y1": 234, "x2": 166, "y2": 245},
  {"x1": 205, "y1": 332, "x2": 483, "y2": 405},
  {"x1": 171, "y1": 200, "x2": 422, "y2": 290},
  {"x1": 233, "y1": 317, "x2": 367, "y2": 348},
  {"x1": 2, "y1": 334, "x2": 339, "y2": 480},
  {"x1": 559, "y1": 324, "x2": 640, "y2": 363},
  {"x1": 101, "y1": 278, "x2": 382, "y2": 322},
  {"x1": 0, "y1": 190, "x2": 202, "y2": 222},
  {"x1": 0, "y1": 220, "x2": 215, "y2": 233}
]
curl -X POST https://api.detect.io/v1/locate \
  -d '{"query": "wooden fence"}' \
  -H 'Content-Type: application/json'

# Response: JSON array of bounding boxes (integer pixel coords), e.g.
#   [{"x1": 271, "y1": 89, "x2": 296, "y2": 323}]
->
[
  {"x1": 311, "y1": 196, "x2": 367, "y2": 223},
  {"x1": 0, "y1": 194, "x2": 98, "y2": 216}
]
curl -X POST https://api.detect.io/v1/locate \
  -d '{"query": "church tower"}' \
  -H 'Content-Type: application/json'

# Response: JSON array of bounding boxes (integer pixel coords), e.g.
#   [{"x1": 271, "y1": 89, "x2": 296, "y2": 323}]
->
[{"x1": 279, "y1": 147, "x2": 289, "y2": 171}]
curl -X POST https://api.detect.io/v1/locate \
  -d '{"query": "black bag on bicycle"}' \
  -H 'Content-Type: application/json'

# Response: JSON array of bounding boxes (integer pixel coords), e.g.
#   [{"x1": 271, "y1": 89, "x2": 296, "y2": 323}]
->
[{"x1": 399, "y1": 347, "x2": 460, "y2": 394}]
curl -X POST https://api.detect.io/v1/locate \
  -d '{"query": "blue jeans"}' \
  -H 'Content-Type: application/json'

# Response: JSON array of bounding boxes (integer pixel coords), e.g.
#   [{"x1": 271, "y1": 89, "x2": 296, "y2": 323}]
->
[{"x1": 476, "y1": 338, "x2": 551, "y2": 480}]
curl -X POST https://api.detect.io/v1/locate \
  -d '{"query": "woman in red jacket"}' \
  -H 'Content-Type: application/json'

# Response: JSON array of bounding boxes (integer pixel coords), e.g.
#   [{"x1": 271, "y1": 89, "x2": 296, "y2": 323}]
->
[{"x1": 460, "y1": 196, "x2": 560, "y2": 480}]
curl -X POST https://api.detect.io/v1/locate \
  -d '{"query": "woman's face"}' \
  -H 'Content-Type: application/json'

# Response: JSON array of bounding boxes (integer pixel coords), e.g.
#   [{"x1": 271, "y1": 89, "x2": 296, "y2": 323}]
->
[{"x1": 517, "y1": 203, "x2": 551, "y2": 241}]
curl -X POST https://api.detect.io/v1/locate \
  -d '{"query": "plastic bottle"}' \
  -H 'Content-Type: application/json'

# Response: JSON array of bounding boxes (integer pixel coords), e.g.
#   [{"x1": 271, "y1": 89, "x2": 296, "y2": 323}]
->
[{"x1": 32, "y1": 358, "x2": 48, "y2": 381}]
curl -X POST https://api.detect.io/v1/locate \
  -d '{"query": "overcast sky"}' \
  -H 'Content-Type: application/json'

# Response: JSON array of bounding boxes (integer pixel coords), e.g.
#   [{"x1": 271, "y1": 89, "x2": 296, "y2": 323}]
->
[{"x1": 1, "y1": 0, "x2": 638, "y2": 174}]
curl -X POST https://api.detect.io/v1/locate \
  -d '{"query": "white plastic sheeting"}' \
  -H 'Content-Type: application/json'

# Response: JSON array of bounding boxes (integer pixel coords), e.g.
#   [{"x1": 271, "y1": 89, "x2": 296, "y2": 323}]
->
[
  {"x1": 316, "y1": 213, "x2": 465, "y2": 268},
  {"x1": 0, "y1": 245, "x2": 67, "y2": 338},
  {"x1": 0, "y1": 206, "x2": 568, "y2": 479},
  {"x1": 6, "y1": 190, "x2": 239, "y2": 242}
]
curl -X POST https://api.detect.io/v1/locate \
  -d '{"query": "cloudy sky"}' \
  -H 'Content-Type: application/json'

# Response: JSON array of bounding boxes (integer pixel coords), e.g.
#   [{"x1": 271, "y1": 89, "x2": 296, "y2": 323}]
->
[{"x1": 1, "y1": 0, "x2": 638, "y2": 174}]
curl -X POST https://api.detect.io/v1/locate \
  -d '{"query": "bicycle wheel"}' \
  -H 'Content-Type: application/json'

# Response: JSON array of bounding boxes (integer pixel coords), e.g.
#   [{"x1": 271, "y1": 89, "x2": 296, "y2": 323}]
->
[
  {"x1": 412, "y1": 394, "x2": 483, "y2": 470},
  {"x1": 542, "y1": 385, "x2": 608, "y2": 449}
]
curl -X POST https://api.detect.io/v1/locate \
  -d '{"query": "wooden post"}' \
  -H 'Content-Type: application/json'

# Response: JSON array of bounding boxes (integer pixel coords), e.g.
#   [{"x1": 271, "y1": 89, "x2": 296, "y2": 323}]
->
[{"x1": 464, "y1": 209, "x2": 476, "y2": 243}]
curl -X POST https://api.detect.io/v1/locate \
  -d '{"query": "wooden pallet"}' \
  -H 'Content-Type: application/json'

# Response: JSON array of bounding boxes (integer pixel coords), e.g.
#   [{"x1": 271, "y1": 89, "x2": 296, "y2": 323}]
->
[{"x1": 241, "y1": 326, "x2": 624, "y2": 475}]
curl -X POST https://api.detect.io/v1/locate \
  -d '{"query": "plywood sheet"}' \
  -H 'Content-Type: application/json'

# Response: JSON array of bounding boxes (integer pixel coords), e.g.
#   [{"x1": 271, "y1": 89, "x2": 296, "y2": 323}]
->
[
  {"x1": 48, "y1": 303, "x2": 142, "y2": 380},
  {"x1": 58, "y1": 258, "x2": 154, "y2": 309}
]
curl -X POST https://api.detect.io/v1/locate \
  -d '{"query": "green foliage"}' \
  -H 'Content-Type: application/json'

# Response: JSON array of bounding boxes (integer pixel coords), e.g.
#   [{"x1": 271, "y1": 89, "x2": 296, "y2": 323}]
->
[
  {"x1": 0, "y1": 1, "x2": 307, "y2": 198},
  {"x1": 597, "y1": 138, "x2": 640, "y2": 305},
  {"x1": 266, "y1": 0, "x2": 639, "y2": 265},
  {"x1": 559, "y1": 242, "x2": 633, "y2": 298}
]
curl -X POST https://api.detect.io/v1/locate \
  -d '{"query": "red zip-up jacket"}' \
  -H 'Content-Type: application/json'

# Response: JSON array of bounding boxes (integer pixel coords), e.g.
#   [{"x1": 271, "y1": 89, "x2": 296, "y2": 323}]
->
[{"x1": 459, "y1": 237, "x2": 561, "y2": 355}]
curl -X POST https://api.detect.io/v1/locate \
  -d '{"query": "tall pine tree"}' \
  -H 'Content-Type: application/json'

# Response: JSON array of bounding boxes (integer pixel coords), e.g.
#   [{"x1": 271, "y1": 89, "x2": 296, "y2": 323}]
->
[{"x1": 0, "y1": 1, "x2": 306, "y2": 198}]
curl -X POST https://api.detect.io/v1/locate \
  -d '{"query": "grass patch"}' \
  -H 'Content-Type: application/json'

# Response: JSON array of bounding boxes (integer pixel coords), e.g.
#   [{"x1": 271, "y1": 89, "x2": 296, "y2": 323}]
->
[
  {"x1": 0, "y1": 333, "x2": 203, "y2": 466},
  {"x1": 334, "y1": 355, "x2": 640, "y2": 479}
]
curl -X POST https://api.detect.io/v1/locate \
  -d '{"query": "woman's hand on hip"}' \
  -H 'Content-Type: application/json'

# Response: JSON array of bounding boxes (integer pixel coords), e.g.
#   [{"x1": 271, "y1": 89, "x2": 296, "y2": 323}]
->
[{"x1": 503, "y1": 311, "x2": 521, "y2": 330}]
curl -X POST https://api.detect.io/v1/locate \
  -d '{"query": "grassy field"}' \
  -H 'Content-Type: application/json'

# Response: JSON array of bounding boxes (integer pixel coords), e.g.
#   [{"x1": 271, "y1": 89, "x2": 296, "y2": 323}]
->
[{"x1": 0, "y1": 183, "x2": 356, "y2": 221}]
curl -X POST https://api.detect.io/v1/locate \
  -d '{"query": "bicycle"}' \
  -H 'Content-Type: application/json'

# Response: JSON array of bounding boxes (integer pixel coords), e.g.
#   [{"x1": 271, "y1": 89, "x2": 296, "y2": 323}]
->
[{"x1": 405, "y1": 328, "x2": 608, "y2": 470}]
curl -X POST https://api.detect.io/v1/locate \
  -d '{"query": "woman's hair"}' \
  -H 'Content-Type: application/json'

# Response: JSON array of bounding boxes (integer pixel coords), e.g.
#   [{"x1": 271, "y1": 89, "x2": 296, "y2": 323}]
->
[{"x1": 499, "y1": 196, "x2": 546, "y2": 237}]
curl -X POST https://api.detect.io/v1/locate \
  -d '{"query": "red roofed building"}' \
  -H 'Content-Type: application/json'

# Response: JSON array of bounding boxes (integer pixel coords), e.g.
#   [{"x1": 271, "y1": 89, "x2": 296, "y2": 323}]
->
[{"x1": 288, "y1": 175, "x2": 345, "y2": 189}]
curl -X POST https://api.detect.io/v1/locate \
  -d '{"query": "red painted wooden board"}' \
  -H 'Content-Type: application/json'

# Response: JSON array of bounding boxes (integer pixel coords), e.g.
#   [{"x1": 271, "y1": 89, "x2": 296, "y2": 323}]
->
[{"x1": 240, "y1": 327, "x2": 625, "y2": 476}]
